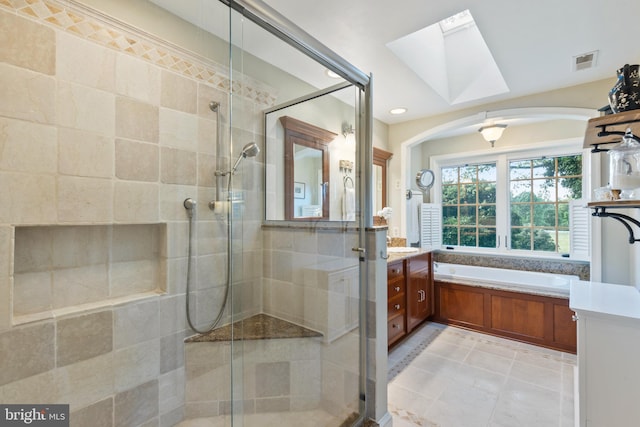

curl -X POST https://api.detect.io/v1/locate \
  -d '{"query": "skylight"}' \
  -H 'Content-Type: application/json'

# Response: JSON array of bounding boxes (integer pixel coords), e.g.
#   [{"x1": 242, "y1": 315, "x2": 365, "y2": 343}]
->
[{"x1": 387, "y1": 9, "x2": 509, "y2": 105}]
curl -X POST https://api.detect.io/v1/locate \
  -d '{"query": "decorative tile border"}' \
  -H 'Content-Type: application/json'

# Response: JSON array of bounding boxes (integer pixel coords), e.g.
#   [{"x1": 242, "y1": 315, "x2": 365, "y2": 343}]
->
[{"x1": 0, "y1": 0, "x2": 278, "y2": 107}]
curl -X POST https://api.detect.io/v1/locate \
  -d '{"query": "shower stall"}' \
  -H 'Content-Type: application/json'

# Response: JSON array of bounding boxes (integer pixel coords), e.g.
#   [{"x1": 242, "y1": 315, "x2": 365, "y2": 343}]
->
[
  {"x1": 163, "y1": 0, "x2": 373, "y2": 425},
  {"x1": 0, "y1": 0, "x2": 373, "y2": 426}
]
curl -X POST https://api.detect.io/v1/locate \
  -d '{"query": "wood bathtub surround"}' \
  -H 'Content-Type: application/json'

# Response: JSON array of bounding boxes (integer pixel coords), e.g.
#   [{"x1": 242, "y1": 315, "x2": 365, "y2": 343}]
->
[{"x1": 433, "y1": 281, "x2": 577, "y2": 353}]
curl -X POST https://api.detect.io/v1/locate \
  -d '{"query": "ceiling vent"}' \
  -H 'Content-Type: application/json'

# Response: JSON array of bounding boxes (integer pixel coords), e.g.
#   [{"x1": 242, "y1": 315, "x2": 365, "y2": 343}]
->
[{"x1": 572, "y1": 51, "x2": 598, "y2": 71}]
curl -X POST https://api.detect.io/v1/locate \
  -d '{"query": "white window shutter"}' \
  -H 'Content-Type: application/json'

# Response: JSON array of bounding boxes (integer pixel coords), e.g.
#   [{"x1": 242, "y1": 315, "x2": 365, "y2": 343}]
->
[
  {"x1": 569, "y1": 199, "x2": 590, "y2": 260},
  {"x1": 420, "y1": 203, "x2": 442, "y2": 249}
]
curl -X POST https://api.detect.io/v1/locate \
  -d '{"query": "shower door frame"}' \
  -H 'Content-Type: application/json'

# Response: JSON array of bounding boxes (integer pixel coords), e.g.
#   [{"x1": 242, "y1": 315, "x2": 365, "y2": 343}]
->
[{"x1": 223, "y1": 0, "x2": 374, "y2": 424}]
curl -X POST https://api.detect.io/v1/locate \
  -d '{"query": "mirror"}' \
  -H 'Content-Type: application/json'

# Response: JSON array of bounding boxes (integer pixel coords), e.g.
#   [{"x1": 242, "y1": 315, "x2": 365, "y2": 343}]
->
[
  {"x1": 373, "y1": 147, "x2": 393, "y2": 214},
  {"x1": 265, "y1": 84, "x2": 358, "y2": 222},
  {"x1": 281, "y1": 116, "x2": 334, "y2": 220}
]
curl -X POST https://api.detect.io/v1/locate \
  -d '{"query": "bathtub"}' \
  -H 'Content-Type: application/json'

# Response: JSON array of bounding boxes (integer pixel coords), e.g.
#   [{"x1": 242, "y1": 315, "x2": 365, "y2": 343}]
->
[
  {"x1": 433, "y1": 262, "x2": 578, "y2": 297},
  {"x1": 432, "y1": 262, "x2": 580, "y2": 352}
]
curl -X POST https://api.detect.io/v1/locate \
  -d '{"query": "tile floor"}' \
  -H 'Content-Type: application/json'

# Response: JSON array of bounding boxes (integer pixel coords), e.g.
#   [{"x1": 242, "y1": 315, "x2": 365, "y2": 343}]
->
[{"x1": 387, "y1": 322, "x2": 576, "y2": 427}]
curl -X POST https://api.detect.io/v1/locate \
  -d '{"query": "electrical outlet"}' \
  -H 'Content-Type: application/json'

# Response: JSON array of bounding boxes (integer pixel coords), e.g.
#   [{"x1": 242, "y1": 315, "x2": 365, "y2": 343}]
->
[
  {"x1": 394, "y1": 179, "x2": 401, "y2": 189},
  {"x1": 393, "y1": 227, "x2": 399, "y2": 236}
]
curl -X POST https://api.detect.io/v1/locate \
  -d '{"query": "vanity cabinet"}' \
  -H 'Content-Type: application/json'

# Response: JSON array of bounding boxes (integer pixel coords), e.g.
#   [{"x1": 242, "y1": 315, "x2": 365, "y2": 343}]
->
[
  {"x1": 387, "y1": 260, "x2": 406, "y2": 347},
  {"x1": 407, "y1": 253, "x2": 433, "y2": 332},
  {"x1": 387, "y1": 252, "x2": 433, "y2": 348},
  {"x1": 571, "y1": 280, "x2": 640, "y2": 427}
]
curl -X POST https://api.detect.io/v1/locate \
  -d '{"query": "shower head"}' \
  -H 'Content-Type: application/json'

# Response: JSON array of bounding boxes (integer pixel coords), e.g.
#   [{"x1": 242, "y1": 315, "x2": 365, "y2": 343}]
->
[{"x1": 231, "y1": 142, "x2": 260, "y2": 173}]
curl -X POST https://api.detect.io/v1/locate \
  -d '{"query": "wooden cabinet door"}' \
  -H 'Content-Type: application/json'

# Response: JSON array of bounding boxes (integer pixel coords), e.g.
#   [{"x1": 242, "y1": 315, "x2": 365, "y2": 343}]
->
[{"x1": 407, "y1": 253, "x2": 433, "y2": 332}]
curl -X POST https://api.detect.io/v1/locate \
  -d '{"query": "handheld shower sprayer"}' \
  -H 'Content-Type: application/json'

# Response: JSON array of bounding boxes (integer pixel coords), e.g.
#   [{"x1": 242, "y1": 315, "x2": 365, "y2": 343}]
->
[
  {"x1": 209, "y1": 142, "x2": 260, "y2": 211},
  {"x1": 230, "y1": 142, "x2": 260, "y2": 174}
]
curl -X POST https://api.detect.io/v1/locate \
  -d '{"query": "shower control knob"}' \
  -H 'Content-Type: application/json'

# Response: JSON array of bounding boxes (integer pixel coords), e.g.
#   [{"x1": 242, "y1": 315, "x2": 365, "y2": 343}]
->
[{"x1": 183, "y1": 198, "x2": 197, "y2": 210}]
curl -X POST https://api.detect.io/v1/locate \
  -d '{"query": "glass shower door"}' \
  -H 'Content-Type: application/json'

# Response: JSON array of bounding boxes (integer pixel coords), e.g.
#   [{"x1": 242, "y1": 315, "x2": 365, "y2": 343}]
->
[{"x1": 227, "y1": 3, "x2": 368, "y2": 425}]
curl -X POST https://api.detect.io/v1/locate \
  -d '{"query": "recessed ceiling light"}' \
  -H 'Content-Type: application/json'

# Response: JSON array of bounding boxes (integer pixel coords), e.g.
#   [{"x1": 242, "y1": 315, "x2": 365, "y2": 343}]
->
[
  {"x1": 325, "y1": 69, "x2": 341, "y2": 79},
  {"x1": 390, "y1": 107, "x2": 407, "y2": 115}
]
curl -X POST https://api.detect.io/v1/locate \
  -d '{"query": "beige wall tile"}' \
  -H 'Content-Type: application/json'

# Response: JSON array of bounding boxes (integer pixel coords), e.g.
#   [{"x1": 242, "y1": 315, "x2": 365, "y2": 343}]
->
[
  {"x1": 197, "y1": 153, "x2": 216, "y2": 187},
  {"x1": 52, "y1": 265, "x2": 109, "y2": 309},
  {"x1": 113, "y1": 298, "x2": 159, "y2": 349},
  {"x1": 13, "y1": 226, "x2": 52, "y2": 274},
  {"x1": 114, "y1": 379, "x2": 159, "y2": 427},
  {"x1": 159, "y1": 108, "x2": 198, "y2": 151},
  {"x1": 197, "y1": 117, "x2": 217, "y2": 155},
  {"x1": 165, "y1": 257, "x2": 187, "y2": 295},
  {"x1": 159, "y1": 185, "x2": 197, "y2": 222},
  {"x1": 57, "y1": 176, "x2": 113, "y2": 223},
  {"x1": 13, "y1": 271, "x2": 52, "y2": 317},
  {"x1": 70, "y1": 398, "x2": 113, "y2": 427},
  {"x1": 112, "y1": 224, "x2": 159, "y2": 262},
  {"x1": 115, "y1": 139, "x2": 159, "y2": 182},
  {"x1": 51, "y1": 225, "x2": 109, "y2": 269},
  {"x1": 55, "y1": 352, "x2": 114, "y2": 411},
  {"x1": 161, "y1": 147, "x2": 197, "y2": 185},
  {"x1": 161, "y1": 70, "x2": 197, "y2": 114},
  {"x1": 114, "y1": 181, "x2": 159, "y2": 223},
  {"x1": 56, "y1": 31, "x2": 115, "y2": 92},
  {"x1": 0, "y1": 63, "x2": 55, "y2": 124},
  {"x1": 0, "y1": 173, "x2": 57, "y2": 224},
  {"x1": 57, "y1": 81, "x2": 115, "y2": 136},
  {"x1": 159, "y1": 368, "x2": 185, "y2": 414},
  {"x1": 160, "y1": 332, "x2": 185, "y2": 374},
  {"x1": 0, "y1": 227, "x2": 11, "y2": 332},
  {"x1": 58, "y1": 128, "x2": 114, "y2": 178},
  {"x1": 0, "y1": 322, "x2": 55, "y2": 386},
  {"x1": 0, "y1": 117, "x2": 57, "y2": 174},
  {"x1": 159, "y1": 295, "x2": 186, "y2": 336},
  {"x1": 0, "y1": 10, "x2": 55, "y2": 75},
  {"x1": 57, "y1": 310, "x2": 113, "y2": 367},
  {"x1": 197, "y1": 84, "x2": 228, "y2": 118},
  {"x1": 115, "y1": 97, "x2": 159, "y2": 143},
  {"x1": 110, "y1": 260, "x2": 159, "y2": 297},
  {"x1": 0, "y1": 371, "x2": 58, "y2": 405},
  {"x1": 115, "y1": 54, "x2": 160, "y2": 105},
  {"x1": 113, "y1": 339, "x2": 160, "y2": 392}
]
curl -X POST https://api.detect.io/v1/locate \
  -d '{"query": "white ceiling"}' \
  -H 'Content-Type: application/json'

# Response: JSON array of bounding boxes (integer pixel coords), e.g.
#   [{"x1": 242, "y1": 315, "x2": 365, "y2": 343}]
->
[{"x1": 261, "y1": 0, "x2": 640, "y2": 125}]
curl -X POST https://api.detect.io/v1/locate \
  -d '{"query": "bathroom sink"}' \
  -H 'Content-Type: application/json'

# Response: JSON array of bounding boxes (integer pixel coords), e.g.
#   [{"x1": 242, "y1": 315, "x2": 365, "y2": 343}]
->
[{"x1": 386, "y1": 247, "x2": 419, "y2": 253}]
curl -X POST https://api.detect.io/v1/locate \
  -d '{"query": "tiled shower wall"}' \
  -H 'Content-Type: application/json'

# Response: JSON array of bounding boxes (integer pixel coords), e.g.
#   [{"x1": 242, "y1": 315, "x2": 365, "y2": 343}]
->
[{"x1": 0, "y1": 1, "x2": 270, "y2": 425}]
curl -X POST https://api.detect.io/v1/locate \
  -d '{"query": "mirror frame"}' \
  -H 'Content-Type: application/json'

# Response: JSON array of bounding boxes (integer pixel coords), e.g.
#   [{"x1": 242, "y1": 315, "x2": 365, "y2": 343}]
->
[
  {"x1": 373, "y1": 147, "x2": 393, "y2": 210},
  {"x1": 280, "y1": 116, "x2": 336, "y2": 220}
]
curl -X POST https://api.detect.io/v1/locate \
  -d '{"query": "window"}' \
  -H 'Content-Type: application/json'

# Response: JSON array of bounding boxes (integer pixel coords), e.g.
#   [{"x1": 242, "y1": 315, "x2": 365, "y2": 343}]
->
[
  {"x1": 509, "y1": 155, "x2": 582, "y2": 253},
  {"x1": 435, "y1": 144, "x2": 586, "y2": 257},
  {"x1": 441, "y1": 163, "x2": 497, "y2": 248}
]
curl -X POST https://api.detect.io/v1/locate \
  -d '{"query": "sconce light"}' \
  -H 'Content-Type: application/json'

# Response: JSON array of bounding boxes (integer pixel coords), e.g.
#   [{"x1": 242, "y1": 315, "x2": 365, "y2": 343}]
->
[
  {"x1": 342, "y1": 123, "x2": 355, "y2": 144},
  {"x1": 478, "y1": 123, "x2": 507, "y2": 147}
]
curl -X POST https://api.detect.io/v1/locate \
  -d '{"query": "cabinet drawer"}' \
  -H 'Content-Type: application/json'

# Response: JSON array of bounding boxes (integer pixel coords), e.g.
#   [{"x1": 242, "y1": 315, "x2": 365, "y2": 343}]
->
[
  {"x1": 388, "y1": 279, "x2": 405, "y2": 298},
  {"x1": 387, "y1": 261, "x2": 404, "y2": 280},
  {"x1": 388, "y1": 314, "x2": 406, "y2": 344},
  {"x1": 388, "y1": 293, "x2": 405, "y2": 318}
]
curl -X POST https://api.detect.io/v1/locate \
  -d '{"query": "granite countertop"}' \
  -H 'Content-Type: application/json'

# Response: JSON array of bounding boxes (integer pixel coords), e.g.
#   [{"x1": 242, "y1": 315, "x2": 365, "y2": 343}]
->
[
  {"x1": 185, "y1": 313, "x2": 323, "y2": 343},
  {"x1": 386, "y1": 246, "x2": 433, "y2": 263}
]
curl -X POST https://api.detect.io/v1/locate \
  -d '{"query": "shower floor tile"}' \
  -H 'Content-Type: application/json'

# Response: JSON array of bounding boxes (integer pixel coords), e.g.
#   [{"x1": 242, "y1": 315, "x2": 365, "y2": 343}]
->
[{"x1": 388, "y1": 322, "x2": 576, "y2": 427}]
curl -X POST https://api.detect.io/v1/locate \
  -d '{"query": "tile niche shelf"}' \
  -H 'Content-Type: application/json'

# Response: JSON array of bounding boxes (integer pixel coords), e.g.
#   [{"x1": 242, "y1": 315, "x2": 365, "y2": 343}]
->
[{"x1": 588, "y1": 200, "x2": 640, "y2": 244}]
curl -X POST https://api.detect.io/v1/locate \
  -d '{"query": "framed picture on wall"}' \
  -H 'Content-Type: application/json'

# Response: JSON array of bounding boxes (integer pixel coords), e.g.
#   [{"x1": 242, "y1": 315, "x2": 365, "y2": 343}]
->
[{"x1": 294, "y1": 182, "x2": 305, "y2": 199}]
